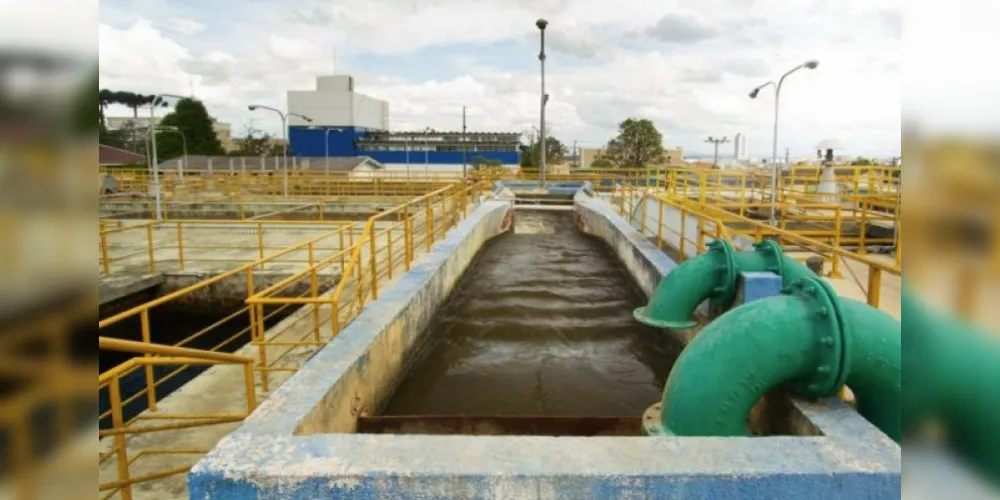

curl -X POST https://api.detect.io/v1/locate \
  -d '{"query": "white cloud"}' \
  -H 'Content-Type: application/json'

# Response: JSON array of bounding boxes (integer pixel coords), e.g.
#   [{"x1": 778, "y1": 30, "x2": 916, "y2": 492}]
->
[
  {"x1": 163, "y1": 18, "x2": 207, "y2": 36},
  {"x1": 99, "y1": 0, "x2": 902, "y2": 156}
]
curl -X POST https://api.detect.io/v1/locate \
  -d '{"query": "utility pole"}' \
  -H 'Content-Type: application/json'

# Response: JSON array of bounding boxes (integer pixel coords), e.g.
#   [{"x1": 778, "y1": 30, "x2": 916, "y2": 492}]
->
[
  {"x1": 785, "y1": 147, "x2": 790, "y2": 169},
  {"x1": 705, "y1": 136, "x2": 730, "y2": 168},
  {"x1": 572, "y1": 140, "x2": 578, "y2": 168},
  {"x1": 462, "y1": 106, "x2": 467, "y2": 178},
  {"x1": 536, "y1": 18, "x2": 549, "y2": 188}
]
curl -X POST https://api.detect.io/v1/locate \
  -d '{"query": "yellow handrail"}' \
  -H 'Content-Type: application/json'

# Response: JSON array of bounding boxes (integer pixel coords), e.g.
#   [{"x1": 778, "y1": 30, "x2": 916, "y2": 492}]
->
[{"x1": 98, "y1": 336, "x2": 256, "y2": 500}]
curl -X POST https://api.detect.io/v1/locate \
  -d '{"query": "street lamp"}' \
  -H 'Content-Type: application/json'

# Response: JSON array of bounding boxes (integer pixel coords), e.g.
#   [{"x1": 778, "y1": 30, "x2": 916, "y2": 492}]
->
[
  {"x1": 749, "y1": 59, "x2": 819, "y2": 224},
  {"x1": 423, "y1": 126, "x2": 433, "y2": 177},
  {"x1": 149, "y1": 93, "x2": 188, "y2": 221},
  {"x1": 155, "y1": 126, "x2": 187, "y2": 179},
  {"x1": 536, "y1": 18, "x2": 549, "y2": 188},
  {"x1": 324, "y1": 127, "x2": 345, "y2": 176},
  {"x1": 247, "y1": 104, "x2": 313, "y2": 197}
]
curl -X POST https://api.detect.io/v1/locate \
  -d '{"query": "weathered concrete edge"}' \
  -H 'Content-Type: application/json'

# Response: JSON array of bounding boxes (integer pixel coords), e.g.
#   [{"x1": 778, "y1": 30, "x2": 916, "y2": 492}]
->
[{"x1": 188, "y1": 196, "x2": 899, "y2": 500}]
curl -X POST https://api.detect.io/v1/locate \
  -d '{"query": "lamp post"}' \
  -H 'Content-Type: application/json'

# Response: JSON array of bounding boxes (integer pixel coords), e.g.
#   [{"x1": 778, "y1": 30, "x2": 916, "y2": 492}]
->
[
  {"x1": 424, "y1": 126, "x2": 432, "y2": 177},
  {"x1": 536, "y1": 18, "x2": 549, "y2": 189},
  {"x1": 324, "y1": 127, "x2": 345, "y2": 176},
  {"x1": 749, "y1": 59, "x2": 819, "y2": 224},
  {"x1": 155, "y1": 126, "x2": 187, "y2": 179},
  {"x1": 405, "y1": 132, "x2": 411, "y2": 179},
  {"x1": 149, "y1": 93, "x2": 188, "y2": 221},
  {"x1": 247, "y1": 104, "x2": 313, "y2": 198}
]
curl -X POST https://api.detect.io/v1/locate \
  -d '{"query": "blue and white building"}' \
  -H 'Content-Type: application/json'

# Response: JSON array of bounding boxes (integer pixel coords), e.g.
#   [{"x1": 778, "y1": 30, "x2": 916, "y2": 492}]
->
[{"x1": 287, "y1": 75, "x2": 520, "y2": 168}]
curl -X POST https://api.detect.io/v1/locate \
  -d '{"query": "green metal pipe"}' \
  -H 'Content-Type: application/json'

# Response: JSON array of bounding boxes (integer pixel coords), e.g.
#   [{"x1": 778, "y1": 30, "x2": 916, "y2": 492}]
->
[
  {"x1": 634, "y1": 239, "x2": 815, "y2": 329},
  {"x1": 645, "y1": 277, "x2": 901, "y2": 442},
  {"x1": 902, "y1": 289, "x2": 1000, "y2": 483}
]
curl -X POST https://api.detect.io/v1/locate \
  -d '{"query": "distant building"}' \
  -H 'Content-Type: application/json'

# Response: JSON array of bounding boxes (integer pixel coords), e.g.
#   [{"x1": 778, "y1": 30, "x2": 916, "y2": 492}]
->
[
  {"x1": 579, "y1": 148, "x2": 605, "y2": 168},
  {"x1": 734, "y1": 133, "x2": 747, "y2": 161},
  {"x1": 157, "y1": 155, "x2": 384, "y2": 176},
  {"x1": 287, "y1": 75, "x2": 519, "y2": 166},
  {"x1": 105, "y1": 116, "x2": 235, "y2": 152}
]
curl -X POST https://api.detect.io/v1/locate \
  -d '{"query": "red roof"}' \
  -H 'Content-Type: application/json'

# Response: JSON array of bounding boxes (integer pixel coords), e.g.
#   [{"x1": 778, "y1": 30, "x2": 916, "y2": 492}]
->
[{"x1": 100, "y1": 144, "x2": 145, "y2": 166}]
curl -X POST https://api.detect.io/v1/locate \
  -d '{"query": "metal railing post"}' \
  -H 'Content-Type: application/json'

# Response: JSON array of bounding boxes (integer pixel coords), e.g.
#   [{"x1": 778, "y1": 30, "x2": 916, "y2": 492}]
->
[
  {"x1": 109, "y1": 377, "x2": 133, "y2": 500},
  {"x1": 139, "y1": 310, "x2": 157, "y2": 411},
  {"x1": 176, "y1": 222, "x2": 185, "y2": 270}
]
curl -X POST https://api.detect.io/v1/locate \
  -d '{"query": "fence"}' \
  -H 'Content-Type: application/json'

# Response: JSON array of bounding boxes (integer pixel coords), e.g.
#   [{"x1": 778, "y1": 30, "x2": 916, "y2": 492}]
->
[
  {"x1": 98, "y1": 337, "x2": 256, "y2": 500},
  {"x1": 98, "y1": 219, "x2": 358, "y2": 276},
  {"x1": 244, "y1": 182, "x2": 484, "y2": 392},
  {"x1": 618, "y1": 183, "x2": 902, "y2": 309},
  {"x1": 0, "y1": 295, "x2": 92, "y2": 500}
]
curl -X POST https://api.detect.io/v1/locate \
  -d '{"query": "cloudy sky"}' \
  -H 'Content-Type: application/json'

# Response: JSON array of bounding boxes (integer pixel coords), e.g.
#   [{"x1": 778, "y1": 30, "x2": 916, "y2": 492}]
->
[{"x1": 97, "y1": 0, "x2": 901, "y2": 157}]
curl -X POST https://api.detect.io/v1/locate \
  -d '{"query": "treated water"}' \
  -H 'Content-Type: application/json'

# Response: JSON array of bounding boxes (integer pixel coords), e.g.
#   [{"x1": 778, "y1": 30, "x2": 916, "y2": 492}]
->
[{"x1": 383, "y1": 211, "x2": 679, "y2": 417}]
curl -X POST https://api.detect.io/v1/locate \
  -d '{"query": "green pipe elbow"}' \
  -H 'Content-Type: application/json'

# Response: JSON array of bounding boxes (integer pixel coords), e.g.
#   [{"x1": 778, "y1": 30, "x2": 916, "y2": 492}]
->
[
  {"x1": 633, "y1": 239, "x2": 736, "y2": 329},
  {"x1": 902, "y1": 289, "x2": 1000, "y2": 483},
  {"x1": 840, "y1": 299, "x2": 902, "y2": 442},
  {"x1": 634, "y1": 239, "x2": 816, "y2": 330},
  {"x1": 647, "y1": 277, "x2": 902, "y2": 442}
]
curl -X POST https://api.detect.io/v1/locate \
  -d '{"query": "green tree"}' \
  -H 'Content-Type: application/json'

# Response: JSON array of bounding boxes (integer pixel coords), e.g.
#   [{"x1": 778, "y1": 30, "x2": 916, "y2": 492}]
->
[
  {"x1": 850, "y1": 156, "x2": 875, "y2": 166},
  {"x1": 591, "y1": 157, "x2": 615, "y2": 168},
  {"x1": 231, "y1": 125, "x2": 281, "y2": 156},
  {"x1": 156, "y1": 98, "x2": 224, "y2": 161},
  {"x1": 520, "y1": 135, "x2": 568, "y2": 167},
  {"x1": 603, "y1": 118, "x2": 664, "y2": 167}
]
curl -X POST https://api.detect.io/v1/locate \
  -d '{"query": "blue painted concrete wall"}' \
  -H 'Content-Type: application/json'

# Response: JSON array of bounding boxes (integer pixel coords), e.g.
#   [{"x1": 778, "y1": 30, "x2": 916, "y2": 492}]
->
[
  {"x1": 190, "y1": 193, "x2": 900, "y2": 500},
  {"x1": 288, "y1": 126, "x2": 519, "y2": 164},
  {"x1": 738, "y1": 272, "x2": 785, "y2": 304}
]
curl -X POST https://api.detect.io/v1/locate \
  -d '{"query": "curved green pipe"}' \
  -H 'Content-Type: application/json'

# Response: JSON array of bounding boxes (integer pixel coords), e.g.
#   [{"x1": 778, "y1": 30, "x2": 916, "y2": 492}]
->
[
  {"x1": 902, "y1": 289, "x2": 1000, "y2": 483},
  {"x1": 634, "y1": 240, "x2": 815, "y2": 330},
  {"x1": 645, "y1": 277, "x2": 901, "y2": 442}
]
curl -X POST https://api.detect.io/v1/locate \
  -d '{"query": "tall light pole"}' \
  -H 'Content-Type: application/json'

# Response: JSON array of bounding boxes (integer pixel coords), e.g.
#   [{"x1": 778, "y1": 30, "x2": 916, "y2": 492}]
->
[
  {"x1": 536, "y1": 18, "x2": 549, "y2": 189},
  {"x1": 705, "y1": 136, "x2": 729, "y2": 168},
  {"x1": 155, "y1": 126, "x2": 187, "y2": 179},
  {"x1": 247, "y1": 104, "x2": 313, "y2": 197},
  {"x1": 149, "y1": 93, "x2": 188, "y2": 221},
  {"x1": 405, "y1": 131, "x2": 411, "y2": 179},
  {"x1": 324, "y1": 127, "x2": 345, "y2": 176},
  {"x1": 750, "y1": 59, "x2": 819, "y2": 224},
  {"x1": 423, "y1": 126, "x2": 432, "y2": 176}
]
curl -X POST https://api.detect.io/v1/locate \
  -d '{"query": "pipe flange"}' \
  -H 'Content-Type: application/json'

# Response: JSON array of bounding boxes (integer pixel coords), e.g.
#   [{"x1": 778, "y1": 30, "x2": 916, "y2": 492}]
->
[
  {"x1": 752, "y1": 239, "x2": 786, "y2": 277},
  {"x1": 706, "y1": 239, "x2": 738, "y2": 309},
  {"x1": 783, "y1": 277, "x2": 853, "y2": 398},
  {"x1": 642, "y1": 402, "x2": 672, "y2": 436}
]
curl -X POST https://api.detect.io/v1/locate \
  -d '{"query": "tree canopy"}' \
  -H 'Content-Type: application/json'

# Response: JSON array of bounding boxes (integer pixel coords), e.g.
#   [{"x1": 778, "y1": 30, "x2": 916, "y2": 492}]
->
[
  {"x1": 520, "y1": 135, "x2": 568, "y2": 167},
  {"x1": 230, "y1": 125, "x2": 283, "y2": 157},
  {"x1": 156, "y1": 98, "x2": 225, "y2": 161},
  {"x1": 602, "y1": 118, "x2": 664, "y2": 167}
]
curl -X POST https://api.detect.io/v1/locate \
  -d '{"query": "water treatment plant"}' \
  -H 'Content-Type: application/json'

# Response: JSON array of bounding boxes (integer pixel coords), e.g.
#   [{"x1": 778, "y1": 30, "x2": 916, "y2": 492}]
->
[{"x1": 85, "y1": 164, "x2": 997, "y2": 500}]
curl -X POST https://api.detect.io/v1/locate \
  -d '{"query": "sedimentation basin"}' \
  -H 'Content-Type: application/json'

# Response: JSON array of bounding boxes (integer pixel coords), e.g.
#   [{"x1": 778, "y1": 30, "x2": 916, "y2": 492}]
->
[
  {"x1": 190, "y1": 187, "x2": 900, "y2": 499},
  {"x1": 376, "y1": 211, "x2": 675, "y2": 433}
]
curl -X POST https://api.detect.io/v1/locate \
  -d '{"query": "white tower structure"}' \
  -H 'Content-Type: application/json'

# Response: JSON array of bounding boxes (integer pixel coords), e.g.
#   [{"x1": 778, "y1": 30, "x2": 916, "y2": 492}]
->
[
  {"x1": 287, "y1": 75, "x2": 389, "y2": 130},
  {"x1": 734, "y1": 133, "x2": 748, "y2": 161}
]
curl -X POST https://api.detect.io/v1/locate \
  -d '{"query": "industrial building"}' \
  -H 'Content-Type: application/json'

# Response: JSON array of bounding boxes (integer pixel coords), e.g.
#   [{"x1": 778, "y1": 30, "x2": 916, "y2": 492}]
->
[
  {"x1": 734, "y1": 133, "x2": 747, "y2": 161},
  {"x1": 287, "y1": 75, "x2": 520, "y2": 167}
]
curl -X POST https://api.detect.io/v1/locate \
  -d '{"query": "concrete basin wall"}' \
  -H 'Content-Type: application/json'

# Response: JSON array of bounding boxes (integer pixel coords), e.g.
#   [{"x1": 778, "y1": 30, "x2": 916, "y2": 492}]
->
[{"x1": 190, "y1": 195, "x2": 899, "y2": 500}]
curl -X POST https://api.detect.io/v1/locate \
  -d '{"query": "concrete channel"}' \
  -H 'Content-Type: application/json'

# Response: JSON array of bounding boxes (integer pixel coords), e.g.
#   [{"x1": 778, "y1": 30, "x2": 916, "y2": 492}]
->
[{"x1": 188, "y1": 188, "x2": 900, "y2": 499}]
